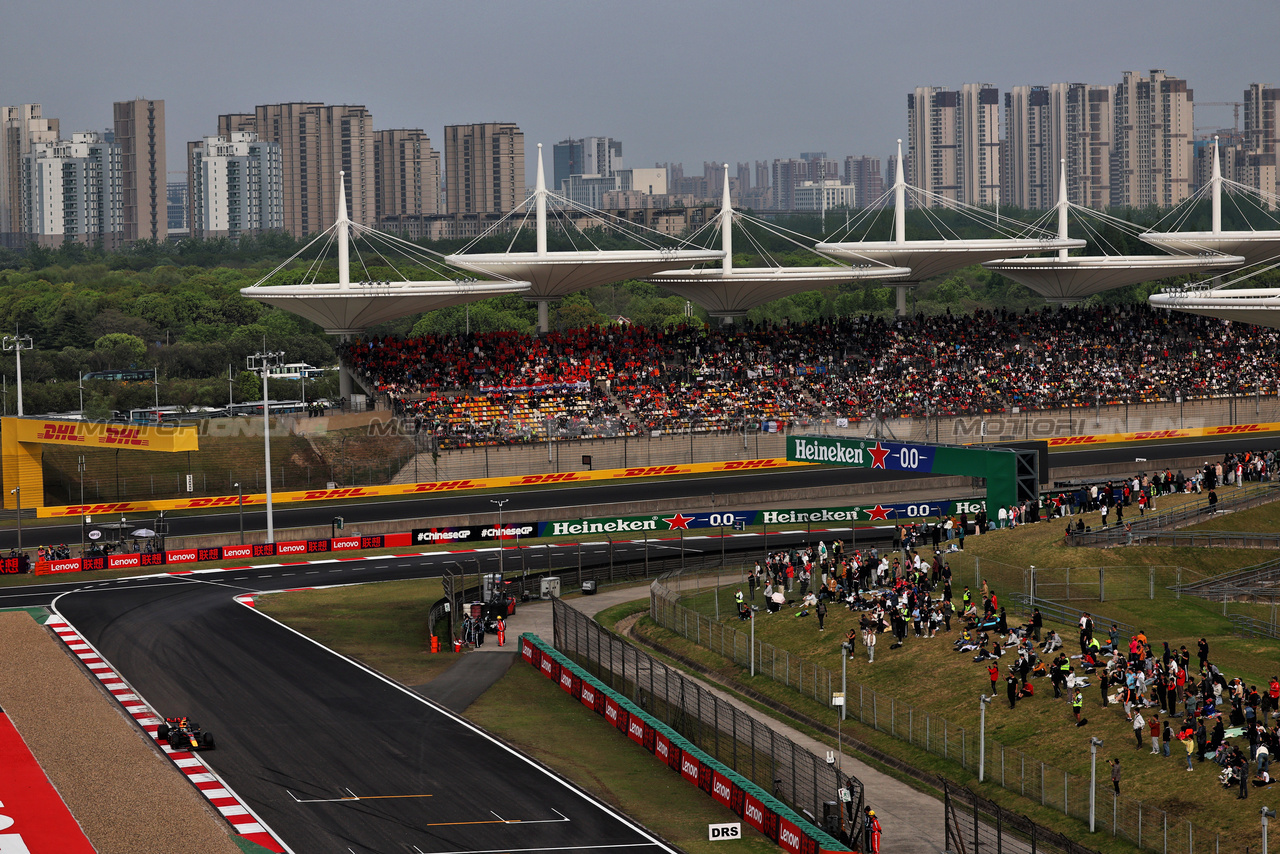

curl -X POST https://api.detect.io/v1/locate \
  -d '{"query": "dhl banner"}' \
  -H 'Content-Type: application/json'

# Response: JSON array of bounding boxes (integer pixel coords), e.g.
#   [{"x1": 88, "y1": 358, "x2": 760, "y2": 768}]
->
[
  {"x1": 37, "y1": 457, "x2": 809, "y2": 518},
  {"x1": 10, "y1": 417, "x2": 198, "y2": 452},
  {"x1": 1046, "y1": 421, "x2": 1280, "y2": 448}
]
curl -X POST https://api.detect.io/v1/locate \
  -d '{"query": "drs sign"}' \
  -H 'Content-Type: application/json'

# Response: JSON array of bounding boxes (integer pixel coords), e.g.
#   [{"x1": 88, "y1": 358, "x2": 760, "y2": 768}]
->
[{"x1": 709, "y1": 822, "x2": 741, "y2": 841}]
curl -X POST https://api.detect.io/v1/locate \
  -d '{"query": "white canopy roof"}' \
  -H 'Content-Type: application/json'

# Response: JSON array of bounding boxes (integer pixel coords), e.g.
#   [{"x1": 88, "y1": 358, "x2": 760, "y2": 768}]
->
[
  {"x1": 644, "y1": 265, "x2": 911, "y2": 317},
  {"x1": 815, "y1": 238, "x2": 1085, "y2": 283},
  {"x1": 1149, "y1": 288, "x2": 1280, "y2": 329},
  {"x1": 1139, "y1": 232, "x2": 1280, "y2": 267},
  {"x1": 984, "y1": 254, "x2": 1246, "y2": 302},
  {"x1": 446, "y1": 249, "x2": 724, "y2": 302},
  {"x1": 240, "y1": 280, "x2": 531, "y2": 334}
]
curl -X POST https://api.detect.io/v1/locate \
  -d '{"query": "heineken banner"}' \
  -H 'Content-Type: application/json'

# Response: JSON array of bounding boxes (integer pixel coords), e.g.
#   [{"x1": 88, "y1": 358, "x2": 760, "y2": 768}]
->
[
  {"x1": 537, "y1": 500, "x2": 984, "y2": 538},
  {"x1": 786, "y1": 435, "x2": 1022, "y2": 513}
]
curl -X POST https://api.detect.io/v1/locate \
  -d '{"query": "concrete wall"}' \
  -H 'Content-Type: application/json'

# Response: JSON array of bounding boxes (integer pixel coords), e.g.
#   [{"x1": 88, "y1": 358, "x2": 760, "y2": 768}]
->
[{"x1": 394, "y1": 395, "x2": 1280, "y2": 483}]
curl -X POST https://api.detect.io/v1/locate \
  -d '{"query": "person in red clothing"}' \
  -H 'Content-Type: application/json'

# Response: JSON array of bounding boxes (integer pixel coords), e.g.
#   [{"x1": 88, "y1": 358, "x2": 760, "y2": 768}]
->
[
  {"x1": 988, "y1": 663, "x2": 1000, "y2": 697},
  {"x1": 864, "y1": 807, "x2": 882, "y2": 854}
]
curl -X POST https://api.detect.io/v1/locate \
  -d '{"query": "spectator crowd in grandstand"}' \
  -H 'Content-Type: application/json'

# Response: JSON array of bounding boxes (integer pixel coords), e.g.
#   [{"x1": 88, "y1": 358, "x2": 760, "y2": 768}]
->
[{"x1": 342, "y1": 304, "x2": 1280, "y2": 448}]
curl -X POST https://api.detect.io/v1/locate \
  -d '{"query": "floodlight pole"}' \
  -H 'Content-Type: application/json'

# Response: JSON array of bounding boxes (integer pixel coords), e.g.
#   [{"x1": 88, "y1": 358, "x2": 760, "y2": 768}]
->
[
  {"x1": 247, "y1": 349, "x2": 284, "y2": 542},
  {"x1": 10, "y1": 487, "x2": 20, "y2": 556},
  {"x1": 978, "y1": 694, "x2": 992, "y2": 782},
  {"x1": 234, "y1": 482, "x2": 244, "y2": 544},
  {"x1": 491, "y1": 499, "x2": 509, "y2": 575},
  {"x1": 1089, "y1": 737, "x2": 1104, "y2": 832},
  {"x1": 2, "y1": 332, "x2": 34, "y2": 416}
]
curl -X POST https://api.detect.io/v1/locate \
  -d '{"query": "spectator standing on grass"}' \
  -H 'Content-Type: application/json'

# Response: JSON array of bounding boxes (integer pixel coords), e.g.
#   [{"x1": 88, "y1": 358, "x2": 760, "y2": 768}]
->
[
  {"x1": 1110, "y1": 758, "x2": 1121, "y2": 794},
  {"x1": 816, "y1": 598, "x2": 827, "y2": 631},
  {"x1": 1183, "y1": 730, "x2": 1196, "y2": 770},
  {"x1": 1007, "y1": 674, "x2": 1019, "y2": 709},
  {"x1": 1197, "y1": 638, "x2": 1209, "y2": 670},
  {"x1": 1150, "y1": 714, "x2": 1161, "y2": 754},
  {"x1": 1133, "y1": 711, "x2": 1146, "y2": 749},
  {"x1": 988, "y1": 663, "x2": 1000, "y2": 697},
  {"x1": 1163, "y1": 720, "x2": 1173, "y2": 757}
]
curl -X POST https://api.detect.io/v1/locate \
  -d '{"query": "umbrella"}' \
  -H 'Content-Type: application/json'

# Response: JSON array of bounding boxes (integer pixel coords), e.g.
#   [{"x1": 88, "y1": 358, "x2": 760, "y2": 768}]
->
[{"x1": 131, "y1": 528, "x2": 157, "y2": 538}]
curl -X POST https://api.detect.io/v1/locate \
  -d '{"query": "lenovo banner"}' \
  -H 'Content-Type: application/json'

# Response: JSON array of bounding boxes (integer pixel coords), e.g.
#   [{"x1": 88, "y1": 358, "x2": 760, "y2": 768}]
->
[{"x1": 34, "y1": 558, "x2": 82, "y2": 576}]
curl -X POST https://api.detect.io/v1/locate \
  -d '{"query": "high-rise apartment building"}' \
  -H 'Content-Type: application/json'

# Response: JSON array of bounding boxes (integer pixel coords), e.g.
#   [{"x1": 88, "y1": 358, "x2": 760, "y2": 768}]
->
[
  {"x1": 167, "y1": 179, "x2": 189, "y2": 235},
  {"x1": 22, "y1": 131, "x2": 122, "y2": 248},
  {"x1": 1064, "y1": 84, "x2": 1114, "y2": 209},
  {"x1": 771, "y1": 158, "x2": 808, "y2": 209},
  {"x1": 908, "y1": 87, "x2": 960, "y2": 204},
  {"x1": 188, "y1": 133, "x2": 283, "y2": 239},
  {"x1": 0, "y1": 104, "x2": 60, "y2": 240},
  {"x1": 444, "y1": 123, "x2": 524, "y2": 215},
  {"x1": 736, "y1": 162, "x2": 751, "y2": 192},
  {"x1": 844, "y1": 156, "x2": 885, "y2": 208},
  {"x1": 374, "y1": 129, "x2": 440, "y2": 222},
  {"x1": 908, "y1": 84, "x2": 999, "y2": 207},
  {"x1": 1003, "y1": 85, "x2": 1061, "y2": 210},
  {"x1": 1244, "y1": 83, "x2": 1279, "y2": 156},
  {"x1": 960, "y1": 84, "x2": 1001, "y2": 206},
  {"x1": 113, "y1": 99, "x2": 166, "y2": 243},
  {"x1": 552, "y1": 136, "x2": 621, "y2": 197},
  {"x1": 1111, "y1": 70, "x2": 1194, "y2": 209},
  {"x1": 219, "y1": 103, "x2": 375, "y2": 236}
]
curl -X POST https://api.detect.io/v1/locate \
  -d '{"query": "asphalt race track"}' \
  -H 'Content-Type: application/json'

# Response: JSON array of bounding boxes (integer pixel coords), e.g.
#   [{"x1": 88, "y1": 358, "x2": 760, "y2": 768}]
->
[
  {"x1": 9, "y1": 435, "x2": 1262, "y2": 551},
  {"x1": 16, "y1": 533, "x2": 821, "y2": 853}
]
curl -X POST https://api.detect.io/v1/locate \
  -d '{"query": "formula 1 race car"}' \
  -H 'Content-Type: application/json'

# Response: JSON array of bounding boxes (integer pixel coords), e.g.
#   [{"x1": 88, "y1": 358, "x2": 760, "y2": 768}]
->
[{"x1": 157, "y1": 716, "x2": 216, "y2": 751}]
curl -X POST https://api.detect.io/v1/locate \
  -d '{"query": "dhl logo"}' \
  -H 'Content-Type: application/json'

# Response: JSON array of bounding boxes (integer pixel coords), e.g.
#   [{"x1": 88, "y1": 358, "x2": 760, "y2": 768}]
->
[
  {"x1": 36, "y1": 423, "x2": 84, "y2": 441},
  {"x1": 407, "y1": 480, "x2": 478, "y2": 493},
  {"x1": 1207, "y1": 424, "x2": 1264, "y2": 434},
  {"x1": 1129, "y1": 430, "x2": 1187, "y2": 440},
  {"x1": 1048, "y1": 435, "x2": 1106, "y2": 446},
  {"x1": 181, "y1": 496, "x2": 244, "y2": 508},
  {"x1": 617, "y1": 466, "x2": 681, "y2": 477},
  {"x1": 721, "y1": 459, "x2": 787, "y2": 470},
  {"x1": 516, "y1": 473, "x2": 587, "y2": 485},
  {"x1": 59, "y1": 503, "x2": 143, "y2": 515},
  {"x1": 299, "y1": 488, "x2": 376, "y2": 500},
  {"x1": 102, "y1": 426, "x2": 149, "y2": 446}
]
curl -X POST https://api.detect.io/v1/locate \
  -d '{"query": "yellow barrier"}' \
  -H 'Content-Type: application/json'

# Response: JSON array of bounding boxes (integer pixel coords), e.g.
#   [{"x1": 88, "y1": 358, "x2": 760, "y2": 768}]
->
[
  {"x1": 1046, "y1": 421, "x2": 1280, "y2": 448},
  {"x1": 37, "y1": 457, "x2": 810, "y2": 518}
]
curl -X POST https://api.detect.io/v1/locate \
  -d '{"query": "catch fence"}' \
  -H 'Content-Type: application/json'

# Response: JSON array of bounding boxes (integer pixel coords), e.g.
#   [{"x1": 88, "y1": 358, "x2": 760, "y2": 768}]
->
[
  {"x1": 650, "y1": 569, "x2": 1224, "y2": 854},
  {"x1": 552, "y1": 596, "x2": 866, "y2": 846}
]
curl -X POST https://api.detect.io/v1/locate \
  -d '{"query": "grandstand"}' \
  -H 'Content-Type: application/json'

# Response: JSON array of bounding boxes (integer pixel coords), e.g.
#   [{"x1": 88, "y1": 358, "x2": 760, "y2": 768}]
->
[{"x1": 343, "y1": 303, "x2": 1280, "y2": 448}]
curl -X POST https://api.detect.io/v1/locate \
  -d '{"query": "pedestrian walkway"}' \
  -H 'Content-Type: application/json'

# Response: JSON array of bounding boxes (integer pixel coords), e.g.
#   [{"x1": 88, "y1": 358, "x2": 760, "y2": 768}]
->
[{"x1": 449, "y1": 582, "x2": 946, "y2": 854}]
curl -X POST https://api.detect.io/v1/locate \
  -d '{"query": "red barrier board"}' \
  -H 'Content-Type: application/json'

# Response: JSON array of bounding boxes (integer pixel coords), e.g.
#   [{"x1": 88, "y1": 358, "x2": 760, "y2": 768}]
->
[
  {"x1": 539, "y1": 655, "x2": 554, "y2": 679},
  {"x1": 626, "y1": 715, "x2": 646, "y2": 745},
  {"x1": 34, "y1": 559, "x2": 82, "y2": 576},
  {"x1": 0, "y1": 713, "x2": 97, "y2": 853},
  {"x1": 383, "y1": 532, "x2": 411, "y2": 547},
  {"x1": 777, "y1": 818, "x2": 805, "y2": 854},
  {"x1": 603, "y1": 698, "x2": 620, "y2": 727},
  {"x1": 711, "y1": 772, "x2": 733, "y2": 808},
  {"x1": 164, "y1": 549, "x2": 198, "y2": 564},
  {"x1": 679, "y1": 751, "x2": 700, "y2": 785},
  {"x1": 330, "y1": 537, "x2": 361, "y2": 551},
  {"x1": 106, "y1": 553, "x2": 143, "y2": 569},
  {"x1": 654, "y1": 732, "x2": 672, "y2": 766},
  {"x1": 275, "y1": 540, "x2": 308, "y2": 557},
  {"x1": 579, "y1": 681, "x2": 597, "y2": 710},
  {"x1": 222, "y1": 544, "x2": 253, "y2": 560},
  {"x1": 558, "y1": 669, "x2": 575, "y2": 694},
  {"x1": 520, "y1": 638, "x2": 535, "y2": 662},
  {"x1": 743, "y1": 793, "x2": 768, "y2": 833}
]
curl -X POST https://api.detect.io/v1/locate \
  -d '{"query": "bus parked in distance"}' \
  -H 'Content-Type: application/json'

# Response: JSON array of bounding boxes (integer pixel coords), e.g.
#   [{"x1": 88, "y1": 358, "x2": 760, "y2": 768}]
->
[
  {"x1": 121, "y1": 406, "x2": 228, "y2": 424},
  {"x1": 263, "y1": 363, "x2": 331, "y2": 380},
  {"x1": 83, "y1": 369, "x2": 156, "y2": 382}
]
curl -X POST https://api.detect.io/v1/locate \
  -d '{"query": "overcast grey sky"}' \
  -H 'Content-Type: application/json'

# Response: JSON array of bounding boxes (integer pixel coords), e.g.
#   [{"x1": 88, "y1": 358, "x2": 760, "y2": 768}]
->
[{"x1": 6, "y1": 0, "x2": 1277, "y2": 180}]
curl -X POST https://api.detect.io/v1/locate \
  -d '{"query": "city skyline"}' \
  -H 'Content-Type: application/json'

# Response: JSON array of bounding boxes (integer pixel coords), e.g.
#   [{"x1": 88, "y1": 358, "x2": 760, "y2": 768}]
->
[{"x1": 3, "y1": 0, "x2": 1275, "y2": 184}]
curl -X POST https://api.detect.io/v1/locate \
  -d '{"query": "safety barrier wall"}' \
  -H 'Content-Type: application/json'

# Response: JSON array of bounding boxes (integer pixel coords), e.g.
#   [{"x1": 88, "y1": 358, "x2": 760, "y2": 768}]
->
[
  {"x1": 400, "y1": 394, "x2": 1280, "y2": 482},
  {"x1": 520, "y1": 631, "x2": 853, "y2": 854},
  {"x1": 650, "y1": 570, "x2": 1223, "y2": 854},
  {"x1": 32, "y1": 532, "x2": 413, "y2": 575}
]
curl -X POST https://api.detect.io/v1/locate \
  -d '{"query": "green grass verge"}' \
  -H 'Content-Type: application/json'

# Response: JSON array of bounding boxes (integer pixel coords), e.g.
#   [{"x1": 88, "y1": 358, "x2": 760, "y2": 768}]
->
[
  {"x1": 669, "y1": 496, "x2": 1280, "y2": 852},
  {"x1": 466, "y1": 658, "x2": 779, "y2": 854},
  {"x1": 256, "y1": 578, "x2": 454, "y2": 686}
]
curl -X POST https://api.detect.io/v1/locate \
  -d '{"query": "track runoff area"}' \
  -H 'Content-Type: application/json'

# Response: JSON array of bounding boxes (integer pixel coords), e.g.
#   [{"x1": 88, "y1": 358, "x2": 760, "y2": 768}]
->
[
  {"x1": 4, "y1": 429, "x2": 1266, "y2": 853},
  {"x1": 0, "y1": 709, "x2": 96, "y2": 854}
]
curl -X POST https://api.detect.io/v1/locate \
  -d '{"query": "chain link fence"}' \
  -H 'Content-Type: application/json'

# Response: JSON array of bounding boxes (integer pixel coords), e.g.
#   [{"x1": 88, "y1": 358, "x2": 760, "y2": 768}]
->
[
  {"x1": 651, "y1": 569, "x2": 1224, "y2": 854},
  {"x1": 552, "y1": 596, "x2": 866, "y2": 845}
]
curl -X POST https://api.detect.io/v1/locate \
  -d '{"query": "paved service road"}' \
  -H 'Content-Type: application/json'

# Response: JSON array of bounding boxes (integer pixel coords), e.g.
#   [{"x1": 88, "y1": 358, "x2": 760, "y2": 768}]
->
[{"x1": 53, "y1": 567, "x2": 677, "y2": 854}]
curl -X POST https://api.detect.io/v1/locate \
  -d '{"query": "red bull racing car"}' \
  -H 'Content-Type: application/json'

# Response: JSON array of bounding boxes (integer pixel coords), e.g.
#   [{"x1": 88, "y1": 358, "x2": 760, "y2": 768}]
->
[{"x1": 157, "y1": 716, "x2": 216, "y2": 751}]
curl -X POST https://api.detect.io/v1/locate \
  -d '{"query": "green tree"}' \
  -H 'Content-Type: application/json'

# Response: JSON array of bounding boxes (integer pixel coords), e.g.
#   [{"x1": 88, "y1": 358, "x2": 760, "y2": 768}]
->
[{"x1": 92, "y1": 333, "x2": 148, "y2": 368}]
